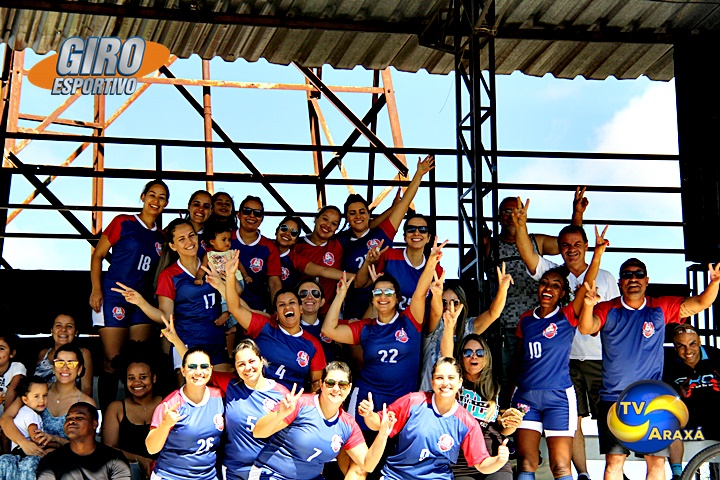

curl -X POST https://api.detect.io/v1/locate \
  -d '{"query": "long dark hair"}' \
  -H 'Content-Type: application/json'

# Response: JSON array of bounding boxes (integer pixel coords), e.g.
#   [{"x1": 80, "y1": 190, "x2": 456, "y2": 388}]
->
[{"x1": 154, "y1": 218, "x2": 196, "y2": 289}]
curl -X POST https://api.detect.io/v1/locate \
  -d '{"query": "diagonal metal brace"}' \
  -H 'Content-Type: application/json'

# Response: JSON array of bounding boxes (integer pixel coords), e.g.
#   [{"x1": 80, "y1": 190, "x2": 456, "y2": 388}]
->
[
  {"x1": 320, "y1": 94, "x2": 387, "y2": 179},
  {"x1": 160, "y1": 66, "x2": 309, "y2": 231},
  {"x1": 294, "y1": 64, "x2": 408, "y2": 177}
]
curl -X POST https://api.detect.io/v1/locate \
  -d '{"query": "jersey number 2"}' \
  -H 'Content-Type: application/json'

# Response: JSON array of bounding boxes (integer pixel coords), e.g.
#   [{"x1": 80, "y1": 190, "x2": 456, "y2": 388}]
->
[
  {"x1": 378, "y1": 349, "x2": 398, "y2": 363},
  {"x1": 195, "y1": 437, "x2": 214, "y2": 454}
]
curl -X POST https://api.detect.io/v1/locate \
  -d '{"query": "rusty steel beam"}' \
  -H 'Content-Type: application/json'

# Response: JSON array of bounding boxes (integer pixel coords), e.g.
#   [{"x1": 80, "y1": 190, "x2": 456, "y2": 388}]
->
[
  {"x1": 14, "y1": 91, "x2": 83, "y2": 154},
  {"x1": 202, "y1": 60, "x2": 214, "y2": 193},
  {"x1": 309, "y1": 98, "x2": 356, "y2": 196},
  {"x1": 139, "y1": 77, "x2": 383, "y2": 94},
  {"x1": 366, "y1": 70, "x2": 380, "y2": 203},
  {"x1": 294, "y1": 63, "x2": 408, "y2": 177},
  {"x1": 18, "y1": 113, "x2": 102, "y2": 129},
  {"x1": 377, "y1": 69, "x2": 411, "y2": 209},
  {"x1": 92, "y1": 94, "x2": 105, "y2": 236},
  {"x1": 3, "y1": 50, "x2": 22, "y2": 164},
  {"x1": 306, "y1": 72, "x2": 326, "y2": 209}
]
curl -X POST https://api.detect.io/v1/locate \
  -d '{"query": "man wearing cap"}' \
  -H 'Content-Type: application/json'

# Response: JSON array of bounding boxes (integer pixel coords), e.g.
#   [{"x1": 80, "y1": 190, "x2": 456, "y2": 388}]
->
[
  {"x1": 580, "y1": 258, "x2": 720, "y2": 480},
  {"x1": 663, "y1": 323, "x2": 720, "y2": 478}
]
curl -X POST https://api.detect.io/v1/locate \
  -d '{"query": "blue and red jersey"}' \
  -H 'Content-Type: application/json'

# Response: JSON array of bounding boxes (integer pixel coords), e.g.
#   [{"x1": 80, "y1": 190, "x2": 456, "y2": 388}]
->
[
  {"x1": 253, "y1": 393, "x2": 365, "y2": 480},
  {"x1": 515, "y1": 304, "x2": 578, "y2": 391},
  {"x1": 229, "y1": 232, "x2": 281, "y2": 312},
  {"x1": 102, "y1": 214, "x2": 164, "y2": 296},
  {"x1": 245, "y1": 312, "x2": 326, "y2": 390},
  {"x1": 150, "y1": 387, "x2": 225, "y2": 480},
  {"x1": 594, "y1": 296, "x2": 684, "y2": 401},
  {"x1": 291, "y1": 237, "x2": 343, "y2": 315},
  {"x1": 376, "y1": 248, "x2": 443, "y2": 310},
  {"x1": 379, "y1": 391, "x2": 489, "y2": 480},
  {"x1": 348, "y1": 309, "x2": 422, "y2": 400},
  {"x1": 301, "y1": 319, "x2": 339, "y2": 363},
  {"x1": 156, "y1": 260, "x2": 224, "y2": 348},
  {"x1": 211, "y1": 372, "x2": 288, "y2": 480}
]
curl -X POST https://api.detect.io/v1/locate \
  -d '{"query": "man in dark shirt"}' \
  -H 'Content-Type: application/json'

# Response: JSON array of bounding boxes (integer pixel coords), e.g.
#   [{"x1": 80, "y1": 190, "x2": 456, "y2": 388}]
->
[
  {"x1": 663, "y1": 323, "x2": 720, "y2": 478},
  {"x1": 36, "y1": 402, "x2": 130, "y2": 480}
]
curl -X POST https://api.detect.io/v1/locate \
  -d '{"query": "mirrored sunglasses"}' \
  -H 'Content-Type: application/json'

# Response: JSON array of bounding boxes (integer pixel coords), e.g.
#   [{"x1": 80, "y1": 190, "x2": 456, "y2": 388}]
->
[{"x1": 279, "y1": 224, "x2": 299, "y2": 237}]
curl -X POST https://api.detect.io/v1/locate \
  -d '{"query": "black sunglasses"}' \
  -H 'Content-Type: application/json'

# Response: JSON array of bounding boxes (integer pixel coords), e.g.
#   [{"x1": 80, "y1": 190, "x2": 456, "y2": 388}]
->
[
  {"x1": 462, "y1": 348, "x2": 485, "y2": 358},
  {"x1": 241, "y1": 207, "x2": 264, "y2": 218},
  {"x1": 405, "y1": 225, "x2": 429, "y2": 234},
  {"x1": 620, "y1": 269, "x2": 646, "y2": 279},
  {"x1": 323, "y1": 379, "x2": 351, "y2": 390},
  {"x1": 186, "y1": 363, "x2": 211, "y2": 371},
  {"x1": 279, "y1": 224, "x2": 299, "y2": 237},
  {"x1": 443, "y1": 299, "x2": 461, "y2": 308},
  {"x1": 298, "y1": 289, "x2": 321, "y2": 299}
]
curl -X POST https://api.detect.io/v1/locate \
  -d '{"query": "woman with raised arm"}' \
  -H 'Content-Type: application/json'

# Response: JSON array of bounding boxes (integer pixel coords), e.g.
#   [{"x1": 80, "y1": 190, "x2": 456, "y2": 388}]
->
[
  {"x1": 510, "y1": 226, "x2": 609, "y2": 480},
  {"x1": 250, "y1": 361, "x2": 395, "y2": 480},
  {"x1": 337, "y1": 155, "x2": 435, "y2": 319},
  {"x1": 89, "y1": 179, "x2": 169, "y2": 409},
  {"x1": 358, "y1": 356, "x2": 510, "y2": 480},
  {"x1": 146, "y1": 347, "x2": 224, "y2": 480}
]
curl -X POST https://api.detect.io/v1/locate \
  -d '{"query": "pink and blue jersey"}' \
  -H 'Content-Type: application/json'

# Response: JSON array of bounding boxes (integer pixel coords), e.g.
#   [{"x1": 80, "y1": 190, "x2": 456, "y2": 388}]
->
[
  {"x1": 376, "y1": 248, "x2": 443, "y2": 310},
  {"x1": 156, "y1": 260, "x2": 224, "y2": 348},
  {"x1": 291, "y1": 237, "x2": 343, "y2": 316},
  {"x1": 252, "y1": 394, "x2": 364, "y2": 480},
  {"x1": 150, "y1": 387, "x2": 225, "y2": 480},
  {"x1": 515, "y1": 304, "x2": 578, "y2": 391},
  {"x1": 594, "y1": 296, "x2": 684, "y2": 401},
  {"x1": 102, "y1": 214, "x2": 164, "y2": 296},
  {"x1": 379, "y1": 392, "x2": 489, "y2": 480},
  {"x1": 230, "y1": 232, "x2": 281, "y2": 312},
  {"x1": 246, "y1": 313, "x2": 326, "y2": 390},
  {"x1": 337, "y1": 219, "x2": 397, "y2": 319},
  {"x1": 211, "y1": 372, "x2": 289, "y2": 480}
]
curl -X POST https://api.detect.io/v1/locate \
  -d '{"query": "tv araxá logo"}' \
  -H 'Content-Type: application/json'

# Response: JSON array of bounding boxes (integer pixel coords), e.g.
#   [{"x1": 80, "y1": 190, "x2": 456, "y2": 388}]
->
[{"x1": 28, "y1": 37, "x2": 170, "y2": 95}]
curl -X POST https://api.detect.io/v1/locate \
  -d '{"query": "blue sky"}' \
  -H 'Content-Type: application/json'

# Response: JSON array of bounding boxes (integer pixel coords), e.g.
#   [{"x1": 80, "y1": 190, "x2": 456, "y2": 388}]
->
[{"x1": 4, "y1": 51, "x2": 686, "y2": 284}]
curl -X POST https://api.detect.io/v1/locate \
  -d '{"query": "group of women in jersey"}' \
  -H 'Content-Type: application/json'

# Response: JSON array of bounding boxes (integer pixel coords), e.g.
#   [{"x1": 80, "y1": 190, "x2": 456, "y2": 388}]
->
[{"x1": 0, "y1": 155, "x2": 617, "y2": 480}]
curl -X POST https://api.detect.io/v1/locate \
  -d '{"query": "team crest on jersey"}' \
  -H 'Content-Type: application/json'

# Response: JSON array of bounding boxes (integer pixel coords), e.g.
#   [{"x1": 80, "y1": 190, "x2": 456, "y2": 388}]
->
[
  {"x1": 395, "y1": 328, "x2": 409, "y2": 343},
  {"x1": 154, "y1": 242, "x2": 162, "y2": 256},
  {"x1": 320, "y1": 332, "x2": 333, "y2": 344},
  {"x1": 249, "y1": 257, "x2": 264, "y2": 273},
  {"x1": 213, "y1": 413, "x2": 225, "y2": 431},
  {"x1": 262, "y1": 398, "x2": 279, "y2": 413},
  {"x1": 281, "y1": 266, "x2": 290, "y2": 281},
  {"x1": 331, "y1": 434, "x2": 343, "y2": 453},
  {"x1": 542, "y1": 323, "x2": 558, "y2": 339},
  {"x1": 297, "y1": 350, "x2": 309, "y2": 368},
  {"x1": 437, "y1": 433, "x2": 455, "y2": 452},
  {"x1": 112, "y1": 307, "x2": 125, "y2": 321},
  {"x1": 366, "y1": 238, "x2": 381, "y2": 249},
  {"x1": 323, "y1": 252, "x2": 335, "y2": 266},
  {"x1": 642, "y1": 321, "x2": 655, "y2": 338}
]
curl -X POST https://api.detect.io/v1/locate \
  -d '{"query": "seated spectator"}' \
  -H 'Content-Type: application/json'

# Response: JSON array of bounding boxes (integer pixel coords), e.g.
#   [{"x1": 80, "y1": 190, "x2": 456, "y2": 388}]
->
[
  {"x1": 36, "y1": 402, "x2": 130, "y2": 480},
  {"x1": 663, "y1": 323, "x2": 720, "y2": 479},
  {"x1": 35, "y1": 314, "x2": 94, "y2": 397},
  {"x1": 102, "y1": 343, "x2": 162, "y2": 480}
]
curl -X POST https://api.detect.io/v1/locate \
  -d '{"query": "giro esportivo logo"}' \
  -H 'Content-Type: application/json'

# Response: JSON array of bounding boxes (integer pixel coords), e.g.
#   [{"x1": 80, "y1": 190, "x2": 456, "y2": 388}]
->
[
  {"x1": 28, "y1": 36, "x2": 170, "y2": 95},
  {"x1": 607, "y1": 380, "x2": 699, "y2": 454}
]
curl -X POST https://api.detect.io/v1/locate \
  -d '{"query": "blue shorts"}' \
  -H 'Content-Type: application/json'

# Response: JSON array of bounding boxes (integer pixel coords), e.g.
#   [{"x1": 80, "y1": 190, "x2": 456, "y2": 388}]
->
[
  {"x1": 98, "y1": 290, "x2": 153, "y2": 328},
  {"x1": 511, "y1": 386, "x2": 577, "y2": 436},
  {"x1": 248, "y1": 465, "x2": 322, "y2": 480}
]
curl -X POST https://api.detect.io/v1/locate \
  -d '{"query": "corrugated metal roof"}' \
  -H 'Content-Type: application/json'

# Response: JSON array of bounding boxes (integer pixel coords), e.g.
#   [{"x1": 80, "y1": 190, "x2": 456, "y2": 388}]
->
[{"x1": 1, "y1": 0, "x2": 719, "y2": 80}]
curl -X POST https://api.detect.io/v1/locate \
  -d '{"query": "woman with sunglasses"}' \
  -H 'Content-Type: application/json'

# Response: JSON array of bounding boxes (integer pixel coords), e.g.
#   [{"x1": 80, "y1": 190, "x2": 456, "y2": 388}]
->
[
  {"x1": 509, "y1": 227, "x2": 609, "y2": 480},
  {"x1": 146, "y1": 347, "x2": 224, "y2": 480},
  {"x1": 297, "y1": 278, "x2": 341, "y2": 363},
  {"x1": 338, "y1": 155, "x2": 435, "y2": 320},
  {"x1": 355, "y1": 213, "x2": 443, "y2": 312},
  {"x1": 274, "y1": 216, "x2": 352, "y2": 291},
  {"x1": 440, "y1": 304, "x2": 523, "y2": 480},
  {"x1": 323, "y1": 237, "x2": 446, "y2": 431},
  {"x1": 359, "y1": 357, "x2": 510, "y2": 480},
  {"x1": 207, "y1": 251, "x2": 327, "y2": 391},
  {"x1": 160, "y1": 318, "x2": 287, "y2": 480},
  {"x1": 228, "y1": 195, "x2": 282, "y2": 312},
  {"x1": 0, "y1": 344, "x2": 94, "y2": 457},
  {"x1": 251, "y1": 361, "x2": 395, "y2": 480},
  {"x1": 291, "y1": 206, "x2": 344, "y2": 316}
]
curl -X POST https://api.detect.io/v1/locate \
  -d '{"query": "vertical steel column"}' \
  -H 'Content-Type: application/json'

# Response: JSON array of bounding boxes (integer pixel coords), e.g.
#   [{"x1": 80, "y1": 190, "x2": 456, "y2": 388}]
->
[
  {"x1": 306, "y1": 68, "x2": 326, "y2": 208},
  {"x1": 0, "y1": 47, "x2": 18, "y2": 264},
  {"x1": 91, "y1": 94, "x2": 106, "y2": 236},
  {"x1": 367, "y1": 71, "x2": 380, "y2": 203},
  {"x1": 202, "y1": 60, "x2": 215, "y2": 193}
]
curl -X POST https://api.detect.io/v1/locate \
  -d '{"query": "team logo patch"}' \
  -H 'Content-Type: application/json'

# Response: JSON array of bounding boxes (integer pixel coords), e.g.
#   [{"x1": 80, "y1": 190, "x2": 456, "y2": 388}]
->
[
  {"x1": 281, "y1": 266, "x2": 290, "y2": 281},
  {"x1": 542, "y1": 323, "x2": 558, "y2": 339},
  {"x1": 323, "y1": 252, "x2": 335, "y2": 266},
  {"x1": 320, "y1": 332, "x2": 333, "y2": 344},
  {"x1": 642, "y1": 321, "x2": 655, "y2": 338},
  {"x1": 262, "y1": 398, "x2": 279, "y2": 413},
  {"x1": 213, "y1": 413, "x2": 225, "y2": 431},
  {"x1": 112, "y1": 307, "x2": 125, "y2": 321},
  {"x1": 249, "y1": 257, "x2": 264, "y2": 273},
  {"x1": 331, "y1": 434, "x2": 343, "y2": 453},
  {"x1": 297, "y1": 351, "x2": 309, "y2": 368},
  {"x1": 155, "y1": 242, "x2": 162, "y2": 256},
  {"x1": 367, "y1": 238, "x2": 381, "y2": 249},
  {"x1": 437, "y1": 433, "x2": 455, "y2": 452},
  {"x1": 395, "y1": 328, "x2": 409, "y2": 344}
]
